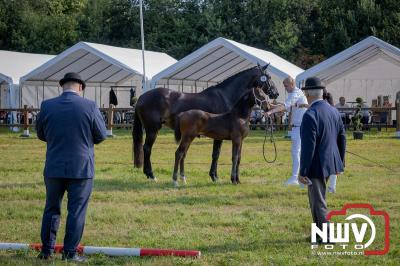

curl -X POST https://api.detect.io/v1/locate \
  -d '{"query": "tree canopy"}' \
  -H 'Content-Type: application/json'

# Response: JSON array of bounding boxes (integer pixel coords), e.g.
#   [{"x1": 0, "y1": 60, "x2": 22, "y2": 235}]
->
[{"x1": 0, "y1": 0, "x2": 399, "y2": 68}]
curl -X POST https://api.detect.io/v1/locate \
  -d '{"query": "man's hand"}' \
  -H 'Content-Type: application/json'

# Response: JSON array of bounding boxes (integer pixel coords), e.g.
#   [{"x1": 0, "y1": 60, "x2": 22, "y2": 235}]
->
[
  {"x1": 298, "y1": 176, "x2": 311, "y2": 185},
  {"x1": 265, "y1": 111, "x2": 272, "y2": 117}
]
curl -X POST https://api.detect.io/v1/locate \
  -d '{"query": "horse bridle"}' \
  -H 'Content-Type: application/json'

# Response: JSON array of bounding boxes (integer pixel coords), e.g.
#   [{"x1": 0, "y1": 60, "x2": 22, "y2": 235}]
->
[
  {"x1": 252, "y1": 87, "x2": 270, "y2": 108},
  {"x1": 256, "y1": 63, "x2": 275, "y2": 105}
]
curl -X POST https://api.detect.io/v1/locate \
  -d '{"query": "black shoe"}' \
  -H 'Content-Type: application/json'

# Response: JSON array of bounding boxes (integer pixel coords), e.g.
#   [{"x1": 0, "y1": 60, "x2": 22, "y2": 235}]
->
[
  {"x1": 37, "y1": 252, "x2": 52, "y2": 260},
  {"x1": 62, "y1": 253, "x2": 87, "y2": 262},
  {"x1": 306, "y1": 235, "x2": 323, "y2": 244}
]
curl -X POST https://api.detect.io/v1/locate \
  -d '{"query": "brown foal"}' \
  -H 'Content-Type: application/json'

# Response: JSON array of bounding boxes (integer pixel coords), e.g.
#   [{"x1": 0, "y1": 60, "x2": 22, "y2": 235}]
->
[{"x1": 172, "y1": 87, "x2": 269, "y2": 187}]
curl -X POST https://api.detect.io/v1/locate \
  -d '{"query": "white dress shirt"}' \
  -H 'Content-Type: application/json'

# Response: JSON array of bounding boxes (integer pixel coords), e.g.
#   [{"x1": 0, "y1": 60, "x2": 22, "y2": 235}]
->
[{"x1": 284, "y1": 88, "x2": 308, "y2": 126}]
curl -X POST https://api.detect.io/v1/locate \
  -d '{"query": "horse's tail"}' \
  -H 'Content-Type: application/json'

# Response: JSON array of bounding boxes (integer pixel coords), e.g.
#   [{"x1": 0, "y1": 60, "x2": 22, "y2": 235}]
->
[
  {"x1": 132, "y1": 109, "x2": 144, "y2": 168},
  {"x1": 174, "y1": 115, "x2": 182, "y2": 143}
]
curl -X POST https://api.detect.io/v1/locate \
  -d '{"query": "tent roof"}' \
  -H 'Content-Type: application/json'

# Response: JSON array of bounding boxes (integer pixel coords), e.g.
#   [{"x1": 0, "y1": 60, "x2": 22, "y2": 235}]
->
[
  {"x1": 20, "y1": 42, "x2": 177, "y2": 85},
  {"x1": 0, "y1": 50, "x2": 55, "y2": 85},
  {"x1": 296, "y1": 36, "x2": 400, "y2": 84},
  {"x1": 151, "y1": 37, "x2": 303, "y2": 88}
]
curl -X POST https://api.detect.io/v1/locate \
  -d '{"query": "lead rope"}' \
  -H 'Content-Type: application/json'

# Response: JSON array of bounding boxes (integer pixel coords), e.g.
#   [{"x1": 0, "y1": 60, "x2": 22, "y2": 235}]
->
[
  {"x1": 346, "y1": 150, "x2": 394, "y2": 171},
  {"x1": 262, "y1": 116, "x2": 277, "y2": 163}
]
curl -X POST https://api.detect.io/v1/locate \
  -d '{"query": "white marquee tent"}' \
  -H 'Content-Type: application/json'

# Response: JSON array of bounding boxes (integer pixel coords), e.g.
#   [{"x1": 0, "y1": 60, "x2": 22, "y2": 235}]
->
[
  {"x1": 20, "y1": 42, "x2": 177, "y2": 108},
  {"x1": 0, "y1": 51, "x2": 55, "y2": 109},
  {"x1": 150, "y1": 37, "x2": 304, "y2": 102},
  {"x1": 296, "y1": 36, "x2": 400, "y2": 117}
]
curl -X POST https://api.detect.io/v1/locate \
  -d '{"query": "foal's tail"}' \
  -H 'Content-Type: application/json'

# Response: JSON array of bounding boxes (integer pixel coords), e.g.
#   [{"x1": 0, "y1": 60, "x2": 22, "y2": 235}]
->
[
  {"x1": 133, "y1": 110, "x2": 144, "y2": 168},
  {"x1": 174, "y1": 115, "x2": 182, "y2": 143}
]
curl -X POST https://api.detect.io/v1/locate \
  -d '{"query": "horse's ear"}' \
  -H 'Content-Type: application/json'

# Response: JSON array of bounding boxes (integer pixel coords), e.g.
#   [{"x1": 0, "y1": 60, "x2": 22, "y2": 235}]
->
[
  {"x1": 262, "y1": 63, "x2": 270, "y2": 71},
  {"x1": 257, "y1": 62, "x2": 261, "y2": 69}
]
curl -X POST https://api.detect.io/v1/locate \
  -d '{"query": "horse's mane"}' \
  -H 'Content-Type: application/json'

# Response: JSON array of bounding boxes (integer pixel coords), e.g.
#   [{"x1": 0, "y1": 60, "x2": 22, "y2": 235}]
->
[{"x1": 201, "y1": 67, "x2": 257, "y2": 93}]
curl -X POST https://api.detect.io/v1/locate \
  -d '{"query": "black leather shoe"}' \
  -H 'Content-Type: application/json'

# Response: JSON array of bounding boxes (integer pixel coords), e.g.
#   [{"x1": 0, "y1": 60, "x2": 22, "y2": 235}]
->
[
  {"x1": 62, "y1": 253, "x2": 87, "y2": 262},
  {"x1": 306, "y1": 235, "x2": 323, "y2": 244},
  {"x1": 37, "y1": 252, "x2": 52, "y2": 260}
]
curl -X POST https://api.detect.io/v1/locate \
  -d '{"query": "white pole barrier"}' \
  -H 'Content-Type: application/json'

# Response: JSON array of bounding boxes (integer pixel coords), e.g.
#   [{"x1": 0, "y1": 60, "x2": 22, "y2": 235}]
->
[
  {"x1": 0, "y1": 243, "x2": 201, "y2": 258},
  {"x1": 0, "y1": 243, "x2": 30, "y2": 251}
]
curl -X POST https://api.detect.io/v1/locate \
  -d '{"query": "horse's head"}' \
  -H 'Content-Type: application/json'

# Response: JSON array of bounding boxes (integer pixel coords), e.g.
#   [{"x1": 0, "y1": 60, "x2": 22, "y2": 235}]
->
[{"x1": 254, "y1": 63, "x2": 279, "y2": 100}]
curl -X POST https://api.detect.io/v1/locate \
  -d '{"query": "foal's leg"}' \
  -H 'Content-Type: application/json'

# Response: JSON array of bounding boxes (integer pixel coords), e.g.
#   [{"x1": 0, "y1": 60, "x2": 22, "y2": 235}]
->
[
  {"x1": 172, "y1": 145, "x2": 182, "y2": 187},
  {"x1": 209, "y1": 139, "x2": 222, "y2": 182},
  {"x1": 230, "y1": 138, "x2": 241, "y2": 184},
  {"x1": 173, "y1": 136, "x2": 193, "y2": 187},
  {"x1": 180, "y1": 153, "x2": 187, "y2": 184},
  {"x1": 143, "y1": 128, "x2": 160, "y2": 180},
  {"x1": 236, "y1": 141, "x2": 243, "y2": 184}
]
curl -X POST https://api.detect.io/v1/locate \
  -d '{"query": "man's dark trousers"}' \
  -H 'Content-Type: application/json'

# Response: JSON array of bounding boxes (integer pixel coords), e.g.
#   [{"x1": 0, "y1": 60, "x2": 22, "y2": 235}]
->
[
  {"x1": 308, "y1": 177, "x2": 328, "y2": 230},
  {"x1": 40, "y1": 178, "x2": 93, "y2": 256}
]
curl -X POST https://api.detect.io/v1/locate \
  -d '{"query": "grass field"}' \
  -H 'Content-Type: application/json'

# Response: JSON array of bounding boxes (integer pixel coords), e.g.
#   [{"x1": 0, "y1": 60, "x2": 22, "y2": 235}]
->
[{"x1": 0, "y1": 127, "x2": 399, "y2": 265}]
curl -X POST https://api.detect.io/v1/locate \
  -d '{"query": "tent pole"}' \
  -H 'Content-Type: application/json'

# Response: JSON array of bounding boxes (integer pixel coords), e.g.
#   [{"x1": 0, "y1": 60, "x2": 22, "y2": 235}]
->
[
  {"x1": 36, "y1": 86, "x2": 39, "y2": 108},
  {"x1": 139, "y1": 0, "x2": 146, "y2": 91},
  {"x1": 20, "y1": 84, "x2": 22, "y2": 109}
]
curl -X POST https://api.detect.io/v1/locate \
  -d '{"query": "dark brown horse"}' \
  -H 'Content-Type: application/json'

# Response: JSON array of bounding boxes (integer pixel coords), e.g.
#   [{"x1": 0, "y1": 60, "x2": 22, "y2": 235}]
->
[
  {"x1": 172, "y1": 87, "x2": 270, "y2": 187},
  {"x1": 133, "y1": 64, "x2": 278, "y2": 181}
]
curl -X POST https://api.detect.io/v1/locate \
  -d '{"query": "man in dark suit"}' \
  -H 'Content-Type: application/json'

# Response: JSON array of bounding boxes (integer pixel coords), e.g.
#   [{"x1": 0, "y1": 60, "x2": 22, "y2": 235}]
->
[
  {"x1": 36, "y1": 72, "x2": 107, "y2": 261},
  {"x1": 298, "y1": 77, "x2": 346, "y2": 241}
]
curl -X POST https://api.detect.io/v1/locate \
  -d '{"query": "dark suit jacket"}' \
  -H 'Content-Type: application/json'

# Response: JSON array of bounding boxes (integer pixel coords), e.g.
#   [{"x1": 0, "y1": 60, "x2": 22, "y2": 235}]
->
[
  {"x1": 36, "y1": 91, "x2": 107, "y2": 179},
  {"x1": 300, "y1": 100, "x2": 346, "y2": 180}
]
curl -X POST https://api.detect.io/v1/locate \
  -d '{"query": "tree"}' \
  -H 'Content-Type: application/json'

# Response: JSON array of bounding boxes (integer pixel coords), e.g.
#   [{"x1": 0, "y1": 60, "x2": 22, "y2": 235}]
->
[{"x1": 268, "y1": 19, "x2": 299, "y2": 61}]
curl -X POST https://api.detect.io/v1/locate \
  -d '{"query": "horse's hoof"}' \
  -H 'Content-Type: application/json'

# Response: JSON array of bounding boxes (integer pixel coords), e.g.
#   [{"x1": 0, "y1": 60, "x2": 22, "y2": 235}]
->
[
  {"x1": 173, "y1": 180, "x2": 179, "y2": 188},
  {"x1": 146, "y1": 173, "x2": 157, "y2": 181},
  {"x1": 210, "y1": 174, "x2": 219, "y2": 182},
  {"x1": 180, "y1": 176, "x2": 187, "y2": 184},
  {"x1": 147, "y1": 175, "x2": 157, "y2": 182}
]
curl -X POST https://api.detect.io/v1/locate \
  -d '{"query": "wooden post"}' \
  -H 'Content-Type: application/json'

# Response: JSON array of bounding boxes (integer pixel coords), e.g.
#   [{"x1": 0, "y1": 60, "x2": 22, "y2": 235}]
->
[
  {"x1": 107, "y1": 104, "x2": 114, "y2": 137},
  {"x1": 20, "y1": 105, "x2": 30, "y2": 137},
  {"x1": 396, "y1": 91, "x2": 400, "y2": 138}
]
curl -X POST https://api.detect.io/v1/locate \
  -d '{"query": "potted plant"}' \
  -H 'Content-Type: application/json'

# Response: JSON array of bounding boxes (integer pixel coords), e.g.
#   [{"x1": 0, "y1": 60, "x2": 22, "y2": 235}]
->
[{"x1": 352, "y1": 97, "x2": 364, "y2": 140}]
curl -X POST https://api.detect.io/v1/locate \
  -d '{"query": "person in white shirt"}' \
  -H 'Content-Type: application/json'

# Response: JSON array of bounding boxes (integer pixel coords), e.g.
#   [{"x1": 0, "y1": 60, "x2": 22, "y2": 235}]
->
[{"x1": 266, "y1": 76, "x2": 308, "y2": 186}]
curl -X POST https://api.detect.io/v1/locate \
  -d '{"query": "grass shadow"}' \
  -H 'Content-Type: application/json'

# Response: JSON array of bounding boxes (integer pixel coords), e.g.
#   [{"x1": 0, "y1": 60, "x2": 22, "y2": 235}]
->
[
  {"x1": 197, "y1": 237, "x2": 306, "y2": 254},
  {"x1": 0, "y1": 182, "x2": 40, "y2": 189},
  {"x1": 93, "y1": 177, "x2": 234, "y2": 192}
]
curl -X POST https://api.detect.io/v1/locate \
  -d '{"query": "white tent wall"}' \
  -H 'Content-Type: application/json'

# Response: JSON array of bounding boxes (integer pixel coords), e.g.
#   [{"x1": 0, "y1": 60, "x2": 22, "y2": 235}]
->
[
  {"x1": 324, "y1": 55, "x2": 400, "y2": 120},
  {"x1": 10, "y1": 84, "x2": 20, "y2": 109},
  {"x1": 21, "y1": 76, "x2": 141, "y2": 108},
  {"x1": 18, "y1": 42, "x2": 176, "y2": 107},
  {"x1": 21, "y1": 84, "x2": 60, "y2": 108},
  {"x1": 0, "y1": 83, "x2": 20, "y2": 108},
  {"x1": 296, "y1": 36, "x2": 400, "y2": 122}
]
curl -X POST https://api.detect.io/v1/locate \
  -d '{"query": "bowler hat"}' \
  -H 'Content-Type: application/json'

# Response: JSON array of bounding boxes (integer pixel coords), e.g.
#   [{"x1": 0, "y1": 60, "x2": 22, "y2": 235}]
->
[
  {"x1": 301, "y1": 77, "x2": 325, "y2": 90},
  {"x1": 59, "y1": 72, "x2": 86, "y2": 89}
]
